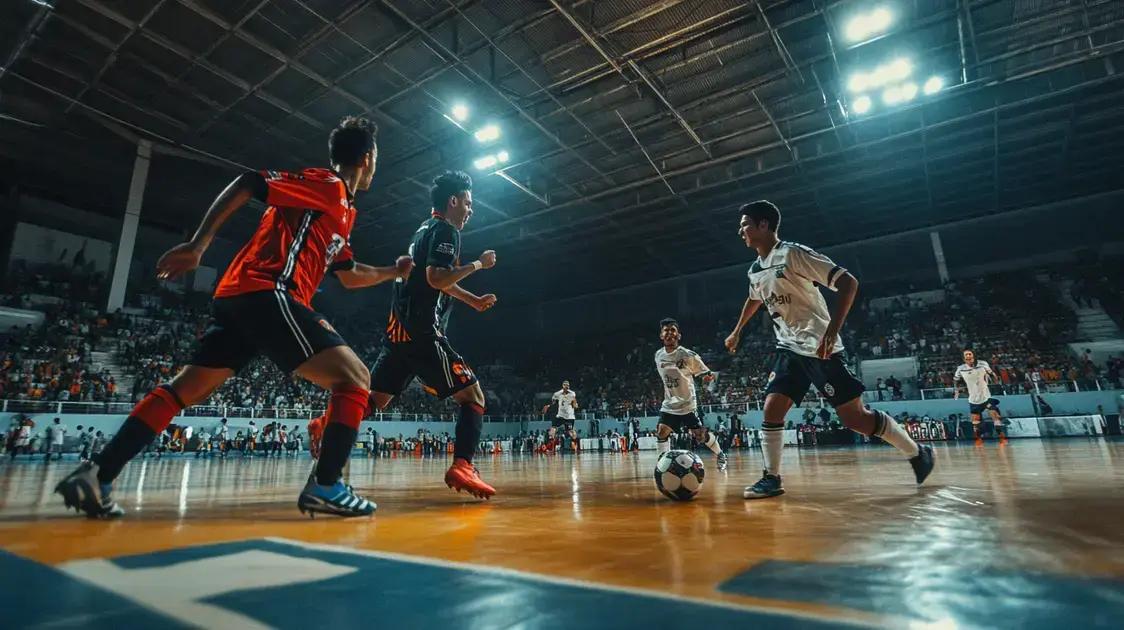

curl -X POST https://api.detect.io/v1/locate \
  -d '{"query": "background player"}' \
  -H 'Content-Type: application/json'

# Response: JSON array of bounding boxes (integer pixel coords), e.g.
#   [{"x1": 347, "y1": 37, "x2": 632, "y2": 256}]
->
[
  {"x1": 654, "y1": 318, "x2": 727, "y2": 470},
  {"x1": 369, "y1": 170, "x2": 499, "y2": 500},
  {"x1": 724, "y1": 200, "x2": 934, "y2": 500},
  {"x1": 542, "y1": 380, "x2": 579, "y2": 452},
  {"x1": 55, "y1": 116, "x2": 411, "y2": 519},
  {"x1": 954, "y1": 349, "x2": 1008, "y2": 444}
]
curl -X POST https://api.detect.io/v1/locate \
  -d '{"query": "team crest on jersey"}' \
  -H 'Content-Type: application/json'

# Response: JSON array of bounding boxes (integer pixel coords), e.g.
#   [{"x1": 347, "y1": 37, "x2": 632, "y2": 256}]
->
[
  {"x1": 767, "y1": 371, "x2": 776, "y2": 384},
  {"x1": 823, "y1": 383, "x2": 835, "y2": 397},
  {"x1": 775, "y1": 268, "x2": 786, "y2": 279},
  {"x1": 676, "y1": 359, "x2": 686, "y2": 369}
]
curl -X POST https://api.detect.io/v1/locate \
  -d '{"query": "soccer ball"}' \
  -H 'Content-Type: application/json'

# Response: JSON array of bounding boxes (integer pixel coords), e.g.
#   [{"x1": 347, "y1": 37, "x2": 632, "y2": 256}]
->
[{"x1": 654, "y1": 450, "x2": 705, "y2": 501}]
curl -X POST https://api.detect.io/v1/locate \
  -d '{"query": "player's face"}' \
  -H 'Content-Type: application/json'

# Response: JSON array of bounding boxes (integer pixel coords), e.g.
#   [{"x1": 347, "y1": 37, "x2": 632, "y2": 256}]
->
[
  {"x1": 963, "y1": 350, "x2": 975, "y2": 365},
  {"x1": 446, "y1": 191, "x2": 474, "y2": 230},
  {"x1": 562, "y1": 381, "x2": 569, "y2": 392},
  {"x1": 358, "y1": 148, "x2": 378, "y2": 191},
  {"x1": 660, "y1": 324, "x2": 680, "y2": 347},
  {"x1": 738, "y1": 215, "x2": 765, "y2": 247}
]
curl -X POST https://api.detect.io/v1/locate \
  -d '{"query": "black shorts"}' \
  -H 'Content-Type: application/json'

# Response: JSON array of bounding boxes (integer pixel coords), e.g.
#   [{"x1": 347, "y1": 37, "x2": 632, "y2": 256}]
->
[
  {"x1": 765, "y1": 350, "x2": 864, "y2": 407},
  {"x1": 551, "y1": 418, "x2": 575, "y2": 431},
  {"x1": 658, "y1": 412, "x2": 703, "y2": 433},
  {"x1": 969, "y1": 398, "x2": 1000, "y2": 415},
  {"x1": 191, "y1": 291, "x2": 347, "y2": 373},
  {"x1": 370, "y1": 336, "x2": 477, "y2": 400}
]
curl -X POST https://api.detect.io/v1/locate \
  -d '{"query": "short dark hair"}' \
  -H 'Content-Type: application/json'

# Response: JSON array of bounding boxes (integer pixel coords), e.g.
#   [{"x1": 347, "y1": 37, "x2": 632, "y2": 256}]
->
[
  {"x1": 740, "y1": 200, "x2": 781, "y2": 232},
  {"x1": 659, "y1": 318, "x2": 679, "y2": 329},
  {"x1": 329, "y1": 116, "x2": 377, "y2": 167},
  {"x1": 430, "y1": 170, "x2": 472, "y2": 212}
]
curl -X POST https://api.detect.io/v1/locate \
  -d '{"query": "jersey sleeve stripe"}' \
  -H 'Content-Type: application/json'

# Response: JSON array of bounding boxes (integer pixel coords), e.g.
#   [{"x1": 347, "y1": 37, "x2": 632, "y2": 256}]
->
[
  {"x1": 276, "y1": 211, "x2": 315, "y2": 291},
  {"x1": 827, "y1": 265, "x2": 845, "y2": 286}
]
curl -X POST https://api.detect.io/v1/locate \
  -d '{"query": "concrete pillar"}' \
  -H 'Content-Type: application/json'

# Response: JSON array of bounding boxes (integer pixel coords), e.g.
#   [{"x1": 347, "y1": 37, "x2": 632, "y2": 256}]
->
[
  {"x1": 107, "y1": 140, "x2": 152, "y2": 312},
  {"x1": 930, "y1": 231, "x2": 950, "y2": 284}
]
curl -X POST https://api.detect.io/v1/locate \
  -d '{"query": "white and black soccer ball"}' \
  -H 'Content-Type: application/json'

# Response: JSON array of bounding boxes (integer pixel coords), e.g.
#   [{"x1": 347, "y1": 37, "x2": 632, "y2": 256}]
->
[{"x1": 654, "y1": 449, "x2": 705, "y2": 501}]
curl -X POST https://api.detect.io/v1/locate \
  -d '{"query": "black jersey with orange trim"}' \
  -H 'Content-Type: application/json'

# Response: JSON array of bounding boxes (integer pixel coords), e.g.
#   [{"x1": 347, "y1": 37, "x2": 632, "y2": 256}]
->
[
  {"x1": 387, "y1": 214, "x2": 459, "y2": 341},
  {"x1": 214, "y1": 168, "x2": 356, "y2": 308}
]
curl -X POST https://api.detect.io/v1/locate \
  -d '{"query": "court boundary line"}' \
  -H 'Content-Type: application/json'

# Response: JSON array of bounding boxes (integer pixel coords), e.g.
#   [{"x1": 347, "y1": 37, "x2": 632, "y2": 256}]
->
[{"x1": 264, "y1": 536, "x2": 880, "y2": 628}]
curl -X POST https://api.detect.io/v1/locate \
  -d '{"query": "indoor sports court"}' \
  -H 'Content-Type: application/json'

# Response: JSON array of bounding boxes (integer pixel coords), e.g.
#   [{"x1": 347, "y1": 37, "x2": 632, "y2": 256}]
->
[{"x1": 2, "y1": 0, "x2": 1124, "y2": 628}]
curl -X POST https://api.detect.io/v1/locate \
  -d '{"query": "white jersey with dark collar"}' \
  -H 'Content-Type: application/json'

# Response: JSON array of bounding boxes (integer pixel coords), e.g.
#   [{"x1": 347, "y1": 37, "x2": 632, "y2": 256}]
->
[
  {"x1": 954, "y1": 361, "x2": 994, "y2": 404},
  {"x1": 552, "y1": 390, "x2": 577, "y2": 420},
  {"x1": 655, "y1": 346, "x2": 710, "y2": 415},
  {"x1": 747, "y1": 241, "x2": 846, "y2": 358}
]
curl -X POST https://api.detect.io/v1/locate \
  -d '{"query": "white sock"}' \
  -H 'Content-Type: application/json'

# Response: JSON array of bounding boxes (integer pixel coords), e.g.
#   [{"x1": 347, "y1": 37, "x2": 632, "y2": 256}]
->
[
  {"x1": 703, "y1": 432, "x2": 722, "y2": 455},
  {"x1": 657, "y1": 438, "x2": 671, "y2": 455},
  {"x1": 875, "y1": 411, "x2": 920, "y2": 458},
  {"x1": 761, "y1": 424, "x2": 784, "y2": 476}
]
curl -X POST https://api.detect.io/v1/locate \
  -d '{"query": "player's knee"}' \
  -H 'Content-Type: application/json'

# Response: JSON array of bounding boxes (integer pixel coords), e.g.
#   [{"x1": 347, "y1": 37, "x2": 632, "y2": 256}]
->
[{"x1": 690, "y1": 427, "x2": 707, "y2": 440}]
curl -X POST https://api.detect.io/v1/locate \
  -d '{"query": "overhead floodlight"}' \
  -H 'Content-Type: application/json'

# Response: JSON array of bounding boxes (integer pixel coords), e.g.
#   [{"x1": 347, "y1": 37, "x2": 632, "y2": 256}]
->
[
  {"x1": 844, "y1": 6, "x2": 894, "y2": 42},
  {"x1": 852, "y1": 95, "x2": 873, "y2": 114},
  {"x1": 473, "y1": 155, "x2": 498, "y2": 170},
  {"x1": 882, "y1": 86, "x2": 904, "y2": 105},
  {"x1": 848, "y1": 73, "x2": 869, "y2": 93},
  {"x1": 923, "y1": 76, "x2": 944, "y2": 95},
  {"x1": 474, "y1": 124, "x2": 501, "y2": 143},
  {"x1": 900, "y1": 82, "x2": 919, "y2": 101},
  {"x1": 451, "y1": 103, "x2": 469, "y2": 122},
  {"x1": 888, "y1": 58, "x2": 912, "y2": 81},
  {"x1": 496, "y1": 150, "x2": 510, "y2": 163}
]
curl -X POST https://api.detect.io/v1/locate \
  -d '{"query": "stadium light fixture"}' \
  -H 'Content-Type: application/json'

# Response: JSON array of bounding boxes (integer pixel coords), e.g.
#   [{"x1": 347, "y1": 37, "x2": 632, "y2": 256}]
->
[
  {"x1": 882, "y1": 86, "x2": 903, "y2": 105},
  {"x1": 900, "y1": 82, "x2": 919, "y2": 101},
  {"x1": 496, "y1": 150, "x2": 510, "y2": 163},
  {"x1": 473, "y1": 155, "x2": 498, "y2": 170},
  {"x1": 451, "y1": 103, "x2": 469, "y2": 122},
  {"x1": 852, "y1": 95, "x2": 873, "y2": 114},
  {"x1": 844, "y1": 6, "x2": 893, "y2": 43},
  {"x1": 923, "y1": 76, "x2": 944, "y2": 95},
  {"x1": 848, "y1": 58, "x2": 911, "y2": 93},
  {"x1": 474, "y1": 124, "x2": 501, "y2": 143}
]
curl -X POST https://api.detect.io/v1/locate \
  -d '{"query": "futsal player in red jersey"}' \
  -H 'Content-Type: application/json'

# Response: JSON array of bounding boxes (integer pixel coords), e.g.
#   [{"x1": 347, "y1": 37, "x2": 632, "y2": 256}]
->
[{"x1": 56, "y1": 116, "x2": 412, "y2": 518}]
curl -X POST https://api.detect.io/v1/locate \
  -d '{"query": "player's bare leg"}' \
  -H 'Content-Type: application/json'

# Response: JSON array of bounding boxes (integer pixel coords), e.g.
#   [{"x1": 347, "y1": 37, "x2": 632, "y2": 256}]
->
[
  {"x1": 656, "y1": 424, "x2": 673, "y2": 455},
  {"x1": 834, "y1": 397, "x2": 933, "y2": 484},
  {"x1": 294, "y1": 345, "x2": 375, "y2": 517},
  {"x1": 56, "y1": 365, "x2": 232, "y2": 518},
  {"x1": 690, "y1": 426, "x2": 727, "y2": 471},
  {"x1": 568, "y1": 428, "x2": 579, "y2": 453},
  {"x1": 989, "y1": 409, "x2": 1007, "y2": 444},
  {"x1": 443, "y1": 383, "x2": 495, "y2": 499}
]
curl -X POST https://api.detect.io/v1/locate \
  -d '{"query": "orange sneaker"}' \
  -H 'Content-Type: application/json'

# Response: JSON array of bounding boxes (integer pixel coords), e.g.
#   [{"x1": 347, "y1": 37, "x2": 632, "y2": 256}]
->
[
  {"x1": 307, "y1": 414, "x2": 326, "y2": 459},
  {"x1": 444, "y1": 458, "x2": 495, "y2": 499}
]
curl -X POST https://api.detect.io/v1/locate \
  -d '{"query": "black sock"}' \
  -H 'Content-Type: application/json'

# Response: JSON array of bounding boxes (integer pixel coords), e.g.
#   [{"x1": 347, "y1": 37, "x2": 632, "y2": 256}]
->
[
  {"x1": 94, "y1": 417, "x2": 157, "y2": 484},
  {"x1": 315, "y1": 423, "x2": 357, "y2": 486},
  {"x1": 454, "y1": 402, "x2": 484, "y2": 462}
]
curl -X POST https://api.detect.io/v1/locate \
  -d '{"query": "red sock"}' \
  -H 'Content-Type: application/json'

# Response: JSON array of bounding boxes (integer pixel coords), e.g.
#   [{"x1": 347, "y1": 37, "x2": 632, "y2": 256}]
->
[
  {"x1": 132, "y1": 385, "x2": 185, "y2": 433},
  {"x1": 328, "y1": 384, "x2": 370, "y2": 430}
]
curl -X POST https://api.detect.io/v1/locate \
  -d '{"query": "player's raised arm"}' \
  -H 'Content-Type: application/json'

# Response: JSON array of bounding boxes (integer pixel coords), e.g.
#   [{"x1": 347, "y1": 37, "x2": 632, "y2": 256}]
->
[
  {"x1": 157, "y1": 172, "x2": 261, "y2": 279},
  {"x1": 426, "y1": 249, "x2": 495, "y2": 290},
  {"x1": 334, "y1": 256, "x2": 414, "y2": 289}
]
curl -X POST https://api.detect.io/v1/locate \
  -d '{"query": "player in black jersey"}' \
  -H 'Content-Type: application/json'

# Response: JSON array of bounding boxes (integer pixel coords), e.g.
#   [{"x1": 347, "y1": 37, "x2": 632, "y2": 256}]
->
[{"x1": 371, "y1": 171, "x2": 498, "y2": 499}]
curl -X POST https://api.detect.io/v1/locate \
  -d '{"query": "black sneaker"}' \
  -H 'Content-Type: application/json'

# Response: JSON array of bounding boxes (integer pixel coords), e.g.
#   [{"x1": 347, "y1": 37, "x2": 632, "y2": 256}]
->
[
  {"x1": 55, "y1": 462, "x2": 125, "y2": 519},
  {"x1": 743, "y1": 469, "x2": 784, "y2": 500},
  {"x1": 717, "y1": 451, "x2": 729, "y2": 472},
  {"x1": 910, "y1": 444, "x2": 935, "y2": 485}
]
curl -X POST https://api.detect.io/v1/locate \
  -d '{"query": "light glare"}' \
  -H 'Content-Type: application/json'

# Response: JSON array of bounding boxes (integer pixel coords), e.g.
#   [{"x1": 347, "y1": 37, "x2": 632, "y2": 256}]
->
[
  {"x1": 923, "y1": 76, "x2": 944, "y2": 95},
  {"x1": 882, "y1": 86, "x2": 903, "y2": 105},
  {"x1": 900, "y1": 82, "x2": 919, "y2": 101},
  {"x1": 496, "y1": 150, "x2": 510, "y2": 163},
  {"x1": 852, "y1": 95, "x2": 872, "y2": 114},
  {"x1": 473, "y1": 155, "x2": 497, "y2": 170},
  {"x1": 451, "y1": 103, "x2": 469, "y2": 122},
  {"x1": 474, "y1": 124, "x2": 501, "y2": 143},
  {"x1": 848, "y1": 73, "x2": 868, "y2": 93},
  {"x1": 845, "y1": 7, "x2": 894, "y2": 42}
]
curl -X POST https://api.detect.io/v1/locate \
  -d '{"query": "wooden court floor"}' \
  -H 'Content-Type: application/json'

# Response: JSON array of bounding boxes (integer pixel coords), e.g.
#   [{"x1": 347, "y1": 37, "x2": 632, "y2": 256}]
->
[{"x1": 1, "y1": 440, "x2": 1123, "y2": 628}]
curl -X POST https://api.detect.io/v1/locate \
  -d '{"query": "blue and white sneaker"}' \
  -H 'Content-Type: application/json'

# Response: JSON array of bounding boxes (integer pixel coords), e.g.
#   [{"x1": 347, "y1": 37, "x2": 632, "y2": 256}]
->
[
  {"x1": 743, "y1": 469, "x2": 785, "y2": 500},
  {"x1": 717, "y1": 451, "x2": 729, "y2": 472},
  {"x1": 297, "y1": 479, "x2": 376, "y2": 518},
  {"x1": 55, "y1": 461, "x2": 125, "y2": 519}
]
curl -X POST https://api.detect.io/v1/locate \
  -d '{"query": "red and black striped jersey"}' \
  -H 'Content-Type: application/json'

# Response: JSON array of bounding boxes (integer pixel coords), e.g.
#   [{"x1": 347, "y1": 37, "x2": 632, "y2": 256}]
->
[{"x1": 214, "y1": 168, "x2": 356, "y2": 308}]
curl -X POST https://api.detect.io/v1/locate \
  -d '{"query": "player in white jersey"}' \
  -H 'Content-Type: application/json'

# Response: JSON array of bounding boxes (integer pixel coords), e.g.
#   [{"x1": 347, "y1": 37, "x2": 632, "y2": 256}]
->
[
  {"x1": 954, "y1": 349, "x2": 1007, "y2": 444},
  {"x1": 654, "y1": 319, "x2": 727, "y2": 471},
  {"x1": 542, "y1": 380, "x2": 579, "y2": 452},
  {"x1": 724, "y1": 201, "x2": 933, "y2": 499}
]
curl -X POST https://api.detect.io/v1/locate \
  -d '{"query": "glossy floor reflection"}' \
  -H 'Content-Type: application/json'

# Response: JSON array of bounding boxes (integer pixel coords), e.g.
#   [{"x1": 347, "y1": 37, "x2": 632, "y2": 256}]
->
[{"x1": 1, "y1": 440, "x2": 1123, "y2": 628}]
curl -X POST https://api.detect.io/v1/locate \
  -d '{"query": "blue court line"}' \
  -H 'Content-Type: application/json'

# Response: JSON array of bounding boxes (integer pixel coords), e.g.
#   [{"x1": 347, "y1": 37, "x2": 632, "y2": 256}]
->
[
  {"x1": 720, "y1": 559, "x2": 1124, "y2": 629},
  {"x1": 87, "y1": 538, "x2": 863, "y2": 629},
  {"x1": 0, "y1": 548, "x2": 188, "y2": 629}
]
